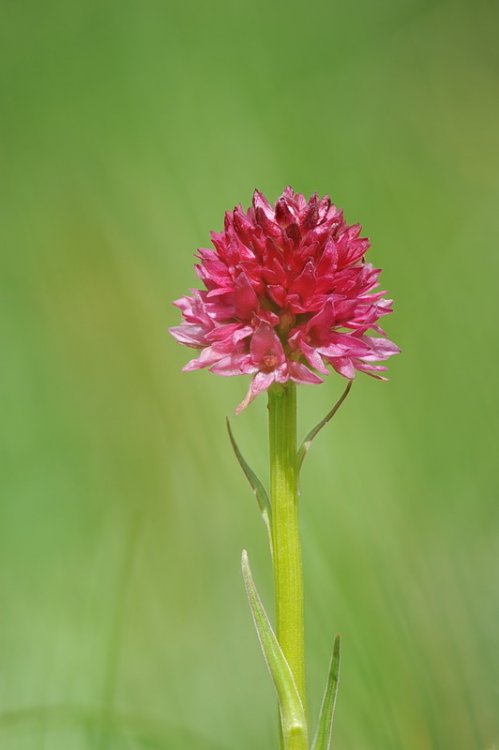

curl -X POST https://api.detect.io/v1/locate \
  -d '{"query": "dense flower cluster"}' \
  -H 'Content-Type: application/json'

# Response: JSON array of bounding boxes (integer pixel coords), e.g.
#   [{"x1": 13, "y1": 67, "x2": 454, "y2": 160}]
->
[{"x1": 170, "y1": 187, "x2": 399, "y2": 412}]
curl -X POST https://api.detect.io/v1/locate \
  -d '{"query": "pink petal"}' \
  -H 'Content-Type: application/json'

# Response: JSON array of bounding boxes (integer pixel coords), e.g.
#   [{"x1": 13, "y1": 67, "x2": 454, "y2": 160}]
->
[
  {"x1": 290, "y1": 260, "x2": 316, "y2": 299},
  {"x1": 205, "y1": 324, "x2": 252, "y2": 344},
  {"x1": 361, "y1": 336, "x2": 401, "y2": 360},
  {"x1": 169, "y1": 325, "x2": 208, "y2": 347},
  {"x1": 234, "y1": 272, "x2": 259, "y2": 320},
  {"x1": 291, "y1": 333, "x2": 329, "y2": 374},
  {"x1": 210, "y1": 354, "x2": 255, "y2": 376},
  {"x1": 288, "y1": 361, "x2": 323, "y2": 384},
  {"x1": 302, "y1": 194, "x2": 319, "y2": 229},
  {"x1": 329, "y1": 357, "x2": 356, "y2": 379},
  {"x1": 275, "y1": 197, "x2": 296, "y2": 227},
  {"x1": 250, "y1": 324, "x2": 285, "y2": 368},
  {"x1": 318, "y1": 333, "x2": 371, "y2": 359},
  {"x1": 305, "y1": 299, "x2": 336, "y2": 338},
  {"x1": 236, "y1": 371, "x2": 275, "y2": 413},
  {"x1": 354, "y1": 361, "x2": 388, "y2": 380},
  {"x1": 253, "y1": 190, "x2": 280, "y2": 237}
]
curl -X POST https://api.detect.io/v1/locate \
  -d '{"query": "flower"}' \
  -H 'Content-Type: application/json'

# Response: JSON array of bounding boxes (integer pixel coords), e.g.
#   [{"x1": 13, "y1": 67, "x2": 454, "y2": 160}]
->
[{"x1": 170, "y1": 187, "x2": 399, "y2": 412}]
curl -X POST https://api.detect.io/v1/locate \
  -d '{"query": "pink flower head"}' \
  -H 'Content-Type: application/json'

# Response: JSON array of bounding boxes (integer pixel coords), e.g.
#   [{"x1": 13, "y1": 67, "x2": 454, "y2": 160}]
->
[{"x1": 170, "y1": 187, "x2": 399, "y2": 412}]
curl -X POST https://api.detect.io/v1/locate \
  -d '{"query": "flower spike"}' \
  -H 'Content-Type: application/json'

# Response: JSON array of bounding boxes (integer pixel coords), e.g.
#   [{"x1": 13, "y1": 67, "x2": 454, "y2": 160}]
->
[{"x1": 170, "y1": 187, "x2": 399, "y2": 413}]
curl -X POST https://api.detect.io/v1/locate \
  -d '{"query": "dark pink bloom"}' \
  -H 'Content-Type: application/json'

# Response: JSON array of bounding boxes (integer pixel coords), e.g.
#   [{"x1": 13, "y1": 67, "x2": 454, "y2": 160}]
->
[{"x1": 170, "y1": 187, "x2": 399, "y2": 412}]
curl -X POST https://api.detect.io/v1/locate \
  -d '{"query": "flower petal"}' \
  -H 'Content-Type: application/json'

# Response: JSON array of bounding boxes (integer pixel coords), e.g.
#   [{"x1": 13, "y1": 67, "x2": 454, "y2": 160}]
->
[
  {"x1": 250, "y1": 324, "x2": 286, "y2": 369},
  {"x1": 234, "y1": 272, "x2": 259, "y2": 320},
  {"x1": 288, "y1": 361, "x2": 323, "y2": 384},
  {"x1": 236, "y1": 371, "x2": 276, "y2": 413},
  {"x1": 329, "y1": 357, "x2": 356, "y2": 379}
]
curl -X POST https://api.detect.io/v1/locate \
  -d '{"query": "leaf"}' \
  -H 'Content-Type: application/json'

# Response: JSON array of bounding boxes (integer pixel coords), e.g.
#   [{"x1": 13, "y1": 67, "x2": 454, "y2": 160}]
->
[
  {"x1": 311, "y1": 635, "x2": 341, "y2": 750},
  {"x1": 241, "y1": 551, "x2": 308, "y2": 750},
  {"x1": 297, "y1": 381, "x2": 352, "y2": 471},
  {"x1": 227, "y1": 418, "x2": 272, "y2": 548}
]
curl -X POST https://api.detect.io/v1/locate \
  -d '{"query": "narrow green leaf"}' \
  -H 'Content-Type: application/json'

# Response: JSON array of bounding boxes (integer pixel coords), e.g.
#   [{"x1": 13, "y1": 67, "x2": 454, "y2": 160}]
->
[
  {"x1": 241, "y1": 551, "x2": 308, "y2": 750},
  {"x1": 297, "y1": 381, "x2": 352, "y2": 471},
  {"x1": 311, "y1": 635, "x2": 341, "y2": 750},
  {"x1": 227, "y1": 419, "x2": 272, "y2": 545}
]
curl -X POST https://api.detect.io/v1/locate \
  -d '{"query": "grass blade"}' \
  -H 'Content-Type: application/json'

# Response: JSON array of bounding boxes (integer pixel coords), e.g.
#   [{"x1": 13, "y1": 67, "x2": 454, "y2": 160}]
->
[
  {"x1": 297, "y1": 382, "x2": 352, "y2": 471},
  {"x1": 227, "y1": 418, "x2": 272, "y2": 548},
  {"x1": 241, "y1": 550, "x2": 308, "y2": 750},
  {"x1": 311, "y1": 635, "x2": 341, "y2": 750}
]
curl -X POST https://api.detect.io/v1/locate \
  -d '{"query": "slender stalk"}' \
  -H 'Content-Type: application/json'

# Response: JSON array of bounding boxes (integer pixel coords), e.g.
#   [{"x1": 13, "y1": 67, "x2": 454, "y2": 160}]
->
[{"x1": 268, "y1": 383, "x2": 306, "y2": 717}]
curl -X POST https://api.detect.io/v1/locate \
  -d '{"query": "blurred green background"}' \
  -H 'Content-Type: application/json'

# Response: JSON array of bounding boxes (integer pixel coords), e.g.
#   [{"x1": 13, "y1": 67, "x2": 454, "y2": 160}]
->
[{"x1": 1, "y1": 0, "x2": 498, "y2": 748}]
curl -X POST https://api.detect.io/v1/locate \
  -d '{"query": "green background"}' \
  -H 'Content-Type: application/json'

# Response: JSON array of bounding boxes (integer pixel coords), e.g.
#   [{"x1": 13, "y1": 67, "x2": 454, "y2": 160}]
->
[{"x1": 1, "y1": 0, "x2": 498, "y2": 748}]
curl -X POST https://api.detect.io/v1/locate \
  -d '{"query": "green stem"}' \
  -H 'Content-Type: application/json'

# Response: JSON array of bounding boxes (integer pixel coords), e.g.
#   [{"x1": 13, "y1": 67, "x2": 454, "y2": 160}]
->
[{"x1": 268, "y1": 383, "x2": 306, "y2": 721}]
